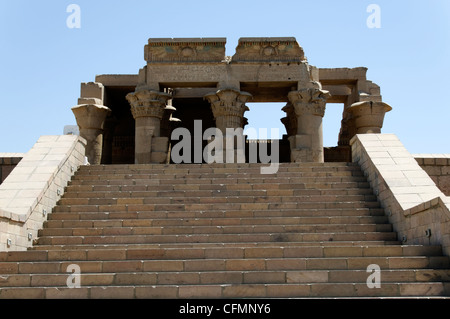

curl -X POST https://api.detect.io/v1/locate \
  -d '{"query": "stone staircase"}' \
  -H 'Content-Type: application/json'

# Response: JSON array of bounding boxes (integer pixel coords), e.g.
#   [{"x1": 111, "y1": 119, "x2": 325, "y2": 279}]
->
[{"x1": 1, "y1": 162, "x2": 449, "y2": 298}]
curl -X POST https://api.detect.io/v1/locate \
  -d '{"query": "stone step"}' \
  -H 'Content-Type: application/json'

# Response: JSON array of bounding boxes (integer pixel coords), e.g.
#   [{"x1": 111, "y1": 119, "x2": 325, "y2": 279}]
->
[
  {"x1": 71, "y1": 170, "x2": 365, "y2": 181},
  {"x1": 65, "y1": 183, "x2": 372, "y2": 193},
  {"x1": 51, "y1": 201, "x2": 382, "y2": 214},
  {"x1": 2, "y1": 282, "x2": 449, "y2": 299},
  {"x1": 47, "y1": 208, "x2": 387, "y2": 221},
  {"x1": 76, "y1": 162, "x2": 361, "y2": 173},
  {"x1": 1, "y1": 252, "x2": 448, "y2": 269},
  {"x1": 43, "y1": 215, "x2": 390, "y2": 229},
  {"x1": 5, "y1": 245, "x2": 443, "y2": 261},
  {"x1": 2, "y1": 269, "x2": 450, "y2": 289},
  {"x1": 35, "y1": 232, "x2": 399, "y2": 246},
  {"x1": 37, "y1": 223, "x2": 394, "y2": 237},
  {"x1": 67, "y1": 177, "x2": 370, "y2": 186},
  {"x1": 62, "y1": 188, "x2": 375, "y2": 199},
  {"x1": 29, "y1": 241, "x2": 403, "y2": 251},
  {"x1": 57, "y1": 194, "x2": 379, "y2": 206}
]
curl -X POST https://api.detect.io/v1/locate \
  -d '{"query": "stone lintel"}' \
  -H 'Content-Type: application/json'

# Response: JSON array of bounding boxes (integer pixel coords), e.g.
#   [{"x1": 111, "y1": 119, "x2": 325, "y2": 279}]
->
[
  {"x1": 318, "y1": 67, "x2": 368, "y2": 84},
  {"x1": 94, "y1": 74, "x2": 139, "y2": 87}
]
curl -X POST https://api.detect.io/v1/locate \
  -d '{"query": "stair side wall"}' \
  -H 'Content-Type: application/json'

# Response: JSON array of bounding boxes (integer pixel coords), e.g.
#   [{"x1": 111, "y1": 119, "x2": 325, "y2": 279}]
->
[
  {"x1": 0, "y1": 135, "x2": 86, "y2": 251},
  {"x1": 351, "y1": 134, "x2": 450, "y2": 256}
]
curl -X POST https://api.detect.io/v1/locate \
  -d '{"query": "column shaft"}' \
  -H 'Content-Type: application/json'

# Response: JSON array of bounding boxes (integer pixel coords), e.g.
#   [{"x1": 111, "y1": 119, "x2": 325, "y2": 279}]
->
[{"x1": 287, "y1": 88, "x2": 330, "y2": 163}]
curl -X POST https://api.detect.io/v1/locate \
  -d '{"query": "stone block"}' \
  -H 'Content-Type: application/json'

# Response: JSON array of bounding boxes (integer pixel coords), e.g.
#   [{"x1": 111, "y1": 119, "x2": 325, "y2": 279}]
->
[{"x1": 80, "y1": 82, "x2": 104, "y2": 100}]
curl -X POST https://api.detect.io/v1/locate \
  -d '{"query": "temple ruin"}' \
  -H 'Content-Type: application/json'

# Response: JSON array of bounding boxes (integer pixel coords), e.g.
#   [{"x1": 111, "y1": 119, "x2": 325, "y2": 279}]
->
[{"x1": 72, "y1": 37, "x2": 392, "y2": 165}]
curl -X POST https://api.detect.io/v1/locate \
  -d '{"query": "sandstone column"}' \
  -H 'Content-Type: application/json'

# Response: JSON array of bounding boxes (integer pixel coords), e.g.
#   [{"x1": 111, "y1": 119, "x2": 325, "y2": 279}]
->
[
  {"x1": 126, "y1": 88, "x2": 172, "y2": 164},
  {"x1": 204, "y1": 89, "x2": 252, "y2": 162},
  {"x1": 346, "y1": 101, "x2": 392, "y2": 134},
  {"x1": 281, "y1": 102, "x2": 298, "y2": 137},
  {"x1": 287, "y1": 88, "x2": 330, "y2": 162},
  {"x1": 72, "y1": 104, "x2": 111, "y2": 165},
  {"x1": 71, "y1": 82, "x2": 111, "y2": 165}
]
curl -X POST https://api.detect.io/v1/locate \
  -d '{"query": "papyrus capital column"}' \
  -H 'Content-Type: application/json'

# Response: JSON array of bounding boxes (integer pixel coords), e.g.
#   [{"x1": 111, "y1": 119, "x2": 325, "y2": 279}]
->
[
  {"x1": 72, "y1": 104, "x2": 111, "y2": 165},
  {"x1": 72, "y1": 82, "x2": 111, "y2": 165},
  {"x1": 287, "y1": 88, "x2": 330, "y2": 162},
  {"x1": 346, "y1": 101, "x2": 392, "y2": 134},
  {"x1": 126, "y1": 88, "x2": 172, "y2": 164}
]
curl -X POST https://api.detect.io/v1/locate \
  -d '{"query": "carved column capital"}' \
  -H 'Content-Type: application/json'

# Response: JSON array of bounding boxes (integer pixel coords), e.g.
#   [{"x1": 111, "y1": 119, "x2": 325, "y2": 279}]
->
[
  {"x1": 205, "y1": 88, "x2": 252, "y2": 119},
  {"x1": 288, "y1": 88, "x2": 330, "y2": 117},
  {"x1": 346, "y1": 101, "x2": 392, "y2": 134},
  {"x1": 71, "y1": 104, "x2": 111, "y2": 165},
  {"x1": 204, "y1": 89, "x2": 252, "y2": 130},
  {"x1": 126, "y1": 89, "x2": 172, "y2": 120}
]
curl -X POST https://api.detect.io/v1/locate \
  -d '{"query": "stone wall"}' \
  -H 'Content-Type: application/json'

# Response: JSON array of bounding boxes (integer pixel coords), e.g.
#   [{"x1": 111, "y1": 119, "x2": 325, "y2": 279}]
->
[
  {"x1": 0, "y1": 136, "x2": 86, "y2": 251},
  {"x1": 0, "y1": 154, "x2": 24, "y2": 184},
  {"x1": 351, "y1": 134, "x2": 450, "y2": 257},
  {"x1": 414, "y1": 155, "x2": 450, "y2": 196}
]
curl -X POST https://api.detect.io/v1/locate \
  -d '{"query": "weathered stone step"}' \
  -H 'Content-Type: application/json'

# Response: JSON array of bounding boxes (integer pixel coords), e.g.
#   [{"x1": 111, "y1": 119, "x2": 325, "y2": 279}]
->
[
  {"x1": 62, "y1": 188, "x2": 375, "y2": 199},
  {"x1": 78, "y1": 162, "x2": 361, "y2": 175},
  {"x1": 2, "y1": 269, "x2": 450, "y2": 289},
  {"x1": 47, "y1": 208, "x2": 387, "y2": 221},
  {"x1": 1, "y1": 251, "x2": 448, "y2": 269},
  {"x1": 57, "y1": 194, "x2": 378, "y2": 206},
  {"x1": 35, "y1": 231, "x2": 399, "y2": 246},
  {"x1": 29, "y1": 241, "x2": 402, "y2": 251},
  {"x1": 38, "y1": 223, "x2": 393, "y2": 237},
  {"x1": 71, "y1": 170, "x2": 364, "y2": 181},
  {"x1": 1, "y1": 282, "x2": 449, "y2": 298},
  {"x1": 68, "y1": 176, "x2": 370, "y2": 186},
  {"x1": 65, "y1": 183, "x2": 372, "y2": 193},
  {"x1": 9, "y1": 245, "x2": 442, "y2": 261},
  {"x1": 43, "y1": 215, "x2": 390, "y2": 229},
  {"x1": 52, "y1": 201, "x2": 382, "y2": 214}
]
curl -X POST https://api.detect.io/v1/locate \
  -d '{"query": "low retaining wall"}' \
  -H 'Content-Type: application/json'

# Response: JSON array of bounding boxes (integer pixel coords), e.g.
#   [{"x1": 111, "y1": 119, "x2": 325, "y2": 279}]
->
[
  {"x1": 0, "y1": 136, "x2": 86, "y2": 251},
  {"x1": 351, "y1": 134, "x2": 450, "y2": 256},
  {"x1": 414, "y1": 155, "x2": 450, "y2": 196}
]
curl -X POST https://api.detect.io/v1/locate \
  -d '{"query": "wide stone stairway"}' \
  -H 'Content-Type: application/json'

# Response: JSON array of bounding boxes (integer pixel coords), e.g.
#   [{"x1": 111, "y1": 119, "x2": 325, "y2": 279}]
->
[{"x1": 1, "y1": 162, "x2": 449, "y2": 298}]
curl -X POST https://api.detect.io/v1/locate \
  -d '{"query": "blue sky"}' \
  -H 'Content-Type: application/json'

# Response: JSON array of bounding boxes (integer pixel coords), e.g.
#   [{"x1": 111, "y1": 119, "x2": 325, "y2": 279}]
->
[{"x1": 0, "y1": 0, "x2": 449, "y2": 154}]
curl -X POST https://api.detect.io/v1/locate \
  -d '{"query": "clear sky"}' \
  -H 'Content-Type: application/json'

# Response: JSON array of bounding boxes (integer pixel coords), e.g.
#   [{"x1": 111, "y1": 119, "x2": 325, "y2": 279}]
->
[{"x1": 0, "y1": 0, "x2": 449, "y2": 154}]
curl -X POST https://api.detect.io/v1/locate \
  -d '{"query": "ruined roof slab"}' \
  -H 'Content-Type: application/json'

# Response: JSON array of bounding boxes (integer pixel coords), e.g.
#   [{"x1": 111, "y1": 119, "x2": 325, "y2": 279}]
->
[
  {"x1": 232, "y1": 37, "x2": 306, "y2": 63},
  {"x1": 145, "y1": 37, "x2": 227, "y2": 63}
]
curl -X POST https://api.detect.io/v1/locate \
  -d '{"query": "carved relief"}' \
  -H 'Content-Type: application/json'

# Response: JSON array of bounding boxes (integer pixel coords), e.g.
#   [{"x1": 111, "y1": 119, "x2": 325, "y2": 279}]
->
[
  {"x1": 232, "y1": 37, "x2": 306, "y2": 62},
  {"x1": 146, "y1": 38, "x2": 226, "y2": 63}
]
